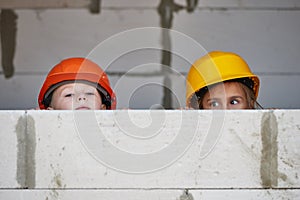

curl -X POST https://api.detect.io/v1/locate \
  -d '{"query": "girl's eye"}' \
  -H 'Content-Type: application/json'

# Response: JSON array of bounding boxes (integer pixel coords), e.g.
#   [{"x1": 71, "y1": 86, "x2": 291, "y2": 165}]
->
[
  {"x1": 230, "y1": 99, "x2": 239, "y2": 105},
  {"x1": 210, "y1": 101, "x2": 219, "y2": 107},
  {"x1": 86, "y1": 92, "x2": 95, "y2": 96}
]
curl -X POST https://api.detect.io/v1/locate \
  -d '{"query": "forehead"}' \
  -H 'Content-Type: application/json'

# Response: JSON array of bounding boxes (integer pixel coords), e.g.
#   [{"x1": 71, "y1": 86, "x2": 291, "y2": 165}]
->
[
  {"x1": 207, "y1": 82, "x2": 245, "y2": 96},
  {"x1": 56, "y1": 82, "x2": 97, "y2": 91}
]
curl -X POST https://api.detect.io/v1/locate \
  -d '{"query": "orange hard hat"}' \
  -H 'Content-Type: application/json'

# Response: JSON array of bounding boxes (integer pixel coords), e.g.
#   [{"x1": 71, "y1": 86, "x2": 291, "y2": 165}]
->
[{"x1": 38, "y1": 57, "x2": 116, "y2": 109}]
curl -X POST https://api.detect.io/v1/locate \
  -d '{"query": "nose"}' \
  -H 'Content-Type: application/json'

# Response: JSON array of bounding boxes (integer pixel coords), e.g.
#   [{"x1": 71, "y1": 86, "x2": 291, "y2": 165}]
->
[
  {"x1": 77, "y1": 94, "x2": 87, "y2": 101},
  {"x1": 224, "y1": 104, "x2": 228, "y2": 109}
]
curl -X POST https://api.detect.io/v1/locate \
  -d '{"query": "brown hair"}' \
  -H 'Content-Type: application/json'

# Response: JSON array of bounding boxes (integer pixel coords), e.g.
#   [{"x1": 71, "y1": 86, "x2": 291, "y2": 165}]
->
[{"x1": 239, "y1": 82, "x2": 255, "y2": 109}]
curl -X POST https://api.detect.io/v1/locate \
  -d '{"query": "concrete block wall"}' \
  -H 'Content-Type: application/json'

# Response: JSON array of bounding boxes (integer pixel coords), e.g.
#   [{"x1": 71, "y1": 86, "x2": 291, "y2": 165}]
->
[
  {"x1": 0, "y1": 0, "x2": 300, "y2": 109},
  {"x1": 0, "y1": 110, "x2": 299, "y2": 199}
]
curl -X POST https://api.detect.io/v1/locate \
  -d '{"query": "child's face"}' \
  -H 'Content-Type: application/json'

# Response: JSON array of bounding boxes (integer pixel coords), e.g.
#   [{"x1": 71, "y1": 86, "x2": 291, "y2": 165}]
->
[
  {"x1": 201, "y1": 82, "x2": 250, "y2": 109},
  {"x1": 49, "y1": 83, "x2": 106, "y2": 110}
]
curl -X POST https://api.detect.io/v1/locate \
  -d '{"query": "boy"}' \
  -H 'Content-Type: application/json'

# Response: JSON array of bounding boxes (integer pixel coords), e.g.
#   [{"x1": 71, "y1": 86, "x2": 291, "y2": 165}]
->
[{"x1": 38, "y1": 57, "x2": 116, "y2": 110}]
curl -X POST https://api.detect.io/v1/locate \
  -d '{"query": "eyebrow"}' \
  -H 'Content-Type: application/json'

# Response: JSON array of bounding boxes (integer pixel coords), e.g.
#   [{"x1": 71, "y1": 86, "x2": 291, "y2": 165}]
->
[
  {"x1": 59, "y1": 88, "x2": 74, "y2": 95},
  {"x1": 229, "y1": 96, "x2": 244, "y2": 99},
  {"x1": 61, "y1": 87, "x2": 74, "y2": 92},
  {"x1": 206, "y1": 95, "x2": 244, "y2": 102},
  {"x1": 206, "y1": 98, "x2": 221, "y2": 102}
]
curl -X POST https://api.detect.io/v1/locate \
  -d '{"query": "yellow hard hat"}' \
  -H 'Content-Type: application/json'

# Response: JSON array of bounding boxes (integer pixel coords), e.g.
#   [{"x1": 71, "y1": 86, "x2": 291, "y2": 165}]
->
[{"x1": 186, "y1": 51, "x2": 259, "y2": 108}]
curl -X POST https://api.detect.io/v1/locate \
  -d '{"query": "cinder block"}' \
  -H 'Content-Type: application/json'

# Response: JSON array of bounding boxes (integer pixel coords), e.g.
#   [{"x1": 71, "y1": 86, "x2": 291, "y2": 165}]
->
[
  {"x1": 109, "y1": 76, "x2": 164, "y2": 109},
  {"x1": 0, "y1": 189, "x2": 181, "y2": 200},
  {"x1": 275, "y1": 110, "x2": 300, "y2": 188},
  {"x1": 1, "y1": 189, "x2": 299, "y2": 200},
  {"x1": 190, "y1": 189, "x2": 300, "y2": 199},
  {"x1": 173, "y1": 9, "x2": 300, "y2": 75},
  {"x1": 29, "y1": 110, "x2": 265, "y2": 189},
  {"x1": 259, "y1": 76, "x2": 300, "y2": 109},
  {"x1": 3, "y1": 8, "x2": 299, "y2": 110},
  {"x1": 188, "y1": 110, "x2": 265, "y2": 188},
  {"x1": 102, "y1": 0, "x2": 300, "y2": 8},
  {"x1": 2, "y1": 110, "x2": 300, "y2": 191},
  {"x1": 0, "y1": 75, "x2": 44, "y2": 109},
  {"x1": 0, "y1": 111, "x2": 26, "y2": 188}
]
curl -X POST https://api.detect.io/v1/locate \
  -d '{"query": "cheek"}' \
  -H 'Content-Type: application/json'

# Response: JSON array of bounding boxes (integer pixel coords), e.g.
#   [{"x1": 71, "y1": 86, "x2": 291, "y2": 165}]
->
[
  {"x1": 55, "y1": 97, "x2": 74, "y2": 109},
  {"x1": 60, "y1": 97, "x2": 73, "y2": 105},
  {"x1": 92, "y1": 99, "x2": 104, "y2": 110},
  {"x1": 237, "y1": 101, "x2": 249, "y2": 109},
  {"x1": 202, "y1": 103, "x2": 210, "y2": 109},
  {"x1": 59, "y1": 98, "x2": 73, "y2": 107},
  {"x1": 88, "y1": 95, "x2": 102, "y2": 105}
]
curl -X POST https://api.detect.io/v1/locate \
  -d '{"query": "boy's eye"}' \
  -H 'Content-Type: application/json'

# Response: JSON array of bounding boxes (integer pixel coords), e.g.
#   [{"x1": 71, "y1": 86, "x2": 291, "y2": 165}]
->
[
  {"x1": 86, "y1": 92, "x2": 95, "y2": 95},
  {"x1": 64, "y1": 93, "x2": 74, "y2": 97}
]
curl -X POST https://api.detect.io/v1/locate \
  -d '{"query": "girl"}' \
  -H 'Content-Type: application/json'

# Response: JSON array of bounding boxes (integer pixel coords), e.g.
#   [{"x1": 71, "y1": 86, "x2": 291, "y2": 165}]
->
[{"x1": 186, "y1": 51, "x2": 262, "y2": 109}]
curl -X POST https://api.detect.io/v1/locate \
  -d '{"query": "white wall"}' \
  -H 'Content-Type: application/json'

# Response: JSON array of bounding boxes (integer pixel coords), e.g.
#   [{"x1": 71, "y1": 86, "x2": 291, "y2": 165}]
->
[{"x1": 0, "y1": 0, "x2": 300, "y2": 109}]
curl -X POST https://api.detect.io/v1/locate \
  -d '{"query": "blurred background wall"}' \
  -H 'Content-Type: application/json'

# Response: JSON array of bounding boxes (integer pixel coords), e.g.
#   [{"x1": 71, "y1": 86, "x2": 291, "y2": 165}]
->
[{"x1": 0, "y1": 0, "x2": 299, "y2": 109}]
